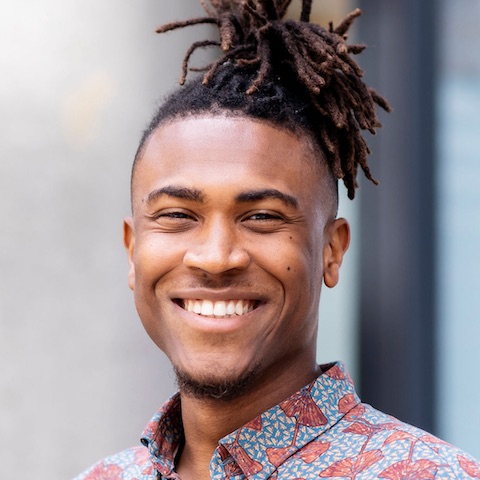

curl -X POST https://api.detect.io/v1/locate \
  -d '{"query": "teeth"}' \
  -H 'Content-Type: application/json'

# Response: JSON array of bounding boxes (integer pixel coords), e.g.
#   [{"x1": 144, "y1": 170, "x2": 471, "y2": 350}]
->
[
  {"x1": 226, "y1": 300, "x2": 236, "y2": 315},
  {"x1": 182, "y1": 299, "x2": 255, "y2": 318},
  {"x1": 193, "y1": 300, "x2": 202, "y2": 314},
  {"x1": 201, "y1": 300, "x2": 214, "y2": 316},
  {"x1": 213, "y1": 301, "x2": 226, "y2": 317}
]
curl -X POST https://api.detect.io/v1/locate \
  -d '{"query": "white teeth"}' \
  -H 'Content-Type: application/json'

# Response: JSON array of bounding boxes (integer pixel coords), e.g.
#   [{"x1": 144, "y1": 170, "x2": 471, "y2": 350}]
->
[
  {"x1": 235, "y1": 300, "x2": 244, "y2": 316},
  {"x1": 226, "y1": 300, "x2": 236, "y2": 315},
  {"x1": 213, "y1": 301, "x2": 226, "y2": 317},
  {"x1": 182, "y1": 299, "x2": 255, "y2": 317},
  {"x1": 193, "y1": 300, "x2": 201, "y2": 314},
  {"x1": 201, "y1": 300, "x2": 214, "y2": 316}
]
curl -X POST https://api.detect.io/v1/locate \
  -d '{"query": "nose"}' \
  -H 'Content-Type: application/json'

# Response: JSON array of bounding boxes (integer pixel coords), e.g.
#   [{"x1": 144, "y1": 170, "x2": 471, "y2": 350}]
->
[{"x1": 183, "y1": 218, "x2": 251, "y2": 275}]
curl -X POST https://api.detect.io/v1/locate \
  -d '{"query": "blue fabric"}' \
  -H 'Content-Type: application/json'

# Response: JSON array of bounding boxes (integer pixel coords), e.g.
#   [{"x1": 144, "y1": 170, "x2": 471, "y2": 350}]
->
[{"x1": 74, "y1": 362, "x2": 480, "y2": 479}]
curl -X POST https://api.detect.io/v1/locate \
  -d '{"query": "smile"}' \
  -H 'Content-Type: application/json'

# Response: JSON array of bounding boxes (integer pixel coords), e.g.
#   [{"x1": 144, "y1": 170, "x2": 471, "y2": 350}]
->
[{"x1": 178, "y1": 299, "x2": 257, "y2": 318}]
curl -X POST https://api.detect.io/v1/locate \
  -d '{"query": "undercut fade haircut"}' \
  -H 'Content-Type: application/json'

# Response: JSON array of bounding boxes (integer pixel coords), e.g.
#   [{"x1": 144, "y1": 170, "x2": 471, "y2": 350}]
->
[{"x1": 134, "y1": 0, "x2": 391, "y2": 200}]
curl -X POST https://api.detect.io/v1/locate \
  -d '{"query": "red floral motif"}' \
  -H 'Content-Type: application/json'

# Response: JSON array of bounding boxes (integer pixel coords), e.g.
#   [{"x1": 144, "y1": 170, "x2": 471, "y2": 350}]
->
[
  {"x1": 156, "y1": 436, "x2": 176, "y2": 463},
  {"x1": 218, "y1": 445, "x2": 243, "y2": 477},
  {"x1": 458, "y1": 455, "x2": 480, "y2": 479},
  {"x1": 142, "y1": 464, "x2": 155, "y2": 475},
  {"x1": 338, "y1": 394, "x2": 357, "y2": 414},
  {"x1": 343, "y1": 421, "x2": 376, "y2": 436},
  {"x1": 383, "y1": 430, "x2": 413, "y2": 446},
  {"x1": 132, "y1": 466, "x2": 155, "y2": 479},
  {"x1": 267, "y1": 445, "x2": 297, "y2": 466},
  {"x1": 279, "y1": 389, "x2": 327, "y2": 427},
  {"x1": 134, "y1": 447, "x2": 150, "y2": 464},
  {"x1": 224, "y1": 460, "x2": 242, "y2": 478},
  {"x1": 344, "y1": 420, "x2": 397, "y2": 437},
  {"x1": 347, "y1": 406, "x2": 367, "y2": 422},
  {"x1": 142, "y1": 424, "x2": 157, "y2": 442},
  {"x1": 224, "y1": 460, "x2": 244, "y2": 478},
  {"x1": 325, "y1": 364, "x2": 347, "y2": 380},
  {"x1": 131, "y1": 447, "x2": 155, "y2": 476},
  {"x1": 298, "y1": 440, "x2": 330, "y2": 463},
  {"x1": 319, "y1": 449, "x2": 384, "y2": 479},
  {"x1": 378, "y1": 458, "x2": 438, "y2": 479},
  {"x1": 228, "y1": 443, "x2": 263, "y2": 476},
  {"x1": 84, "y1": 462, "x2": 123, "y2": 480},
  {"x1": 244, "y1": 416, "x2": 262, "y2": 431},
  {"x1": 338, "y1": 394, "x2": 365, "y2": 421},
  {"x1": 218, "y1": 444, "x2": 230, "y2": 461}
]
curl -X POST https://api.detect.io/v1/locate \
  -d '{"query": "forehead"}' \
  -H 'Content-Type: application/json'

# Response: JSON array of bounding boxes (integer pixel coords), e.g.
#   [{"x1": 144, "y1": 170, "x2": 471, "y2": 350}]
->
[{"x1": 132, "y1": 116, "x2": 331, "y2": 212}]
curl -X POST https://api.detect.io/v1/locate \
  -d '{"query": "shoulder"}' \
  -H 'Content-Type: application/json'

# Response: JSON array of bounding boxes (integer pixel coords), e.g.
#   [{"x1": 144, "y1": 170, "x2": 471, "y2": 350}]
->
[
  {"x1": 334, "y1": 402, "x2": 480, "y2": 478},
  {"x1": 73, "y1": 445, "x2": 156, "y2": 480},
  {"x1": 274, "y1": 402, "x2": 480, "y2": 479}
]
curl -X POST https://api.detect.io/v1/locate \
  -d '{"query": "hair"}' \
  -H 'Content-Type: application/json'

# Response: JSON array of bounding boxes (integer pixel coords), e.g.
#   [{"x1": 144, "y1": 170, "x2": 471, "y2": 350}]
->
[{"x1": 133, "y1": 0, "x2": 391, "y2": 201}]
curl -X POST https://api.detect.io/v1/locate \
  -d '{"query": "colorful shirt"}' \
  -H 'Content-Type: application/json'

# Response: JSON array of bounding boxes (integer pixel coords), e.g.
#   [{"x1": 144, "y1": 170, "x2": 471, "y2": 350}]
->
[{"x1": 75, "y1": 362, "x2": 480, "y2": 479}]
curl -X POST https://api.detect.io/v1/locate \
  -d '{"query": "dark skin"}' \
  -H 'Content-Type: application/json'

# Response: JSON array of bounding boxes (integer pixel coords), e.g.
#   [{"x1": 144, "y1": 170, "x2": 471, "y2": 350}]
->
[{"x1": 124, "y1": 115, "x2": 350, "y2": 480}]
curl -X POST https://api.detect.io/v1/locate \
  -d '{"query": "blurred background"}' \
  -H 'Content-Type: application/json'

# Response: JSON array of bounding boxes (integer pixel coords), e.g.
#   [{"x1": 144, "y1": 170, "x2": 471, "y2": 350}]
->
[{"x1": 0, "y1": 1, "x2": 479, "y2": 478}]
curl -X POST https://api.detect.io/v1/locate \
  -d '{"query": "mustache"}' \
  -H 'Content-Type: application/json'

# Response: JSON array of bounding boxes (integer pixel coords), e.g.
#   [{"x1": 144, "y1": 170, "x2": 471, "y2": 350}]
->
[{"x1": 181, "y1": 276, "x2": 256, "y2": 290}]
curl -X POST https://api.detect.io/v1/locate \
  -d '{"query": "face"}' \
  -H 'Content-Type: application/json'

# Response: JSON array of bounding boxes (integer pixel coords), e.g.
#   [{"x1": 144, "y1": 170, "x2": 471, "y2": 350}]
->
[{"x1": 124, "y1": 116, "x2": 349, "y2": 398}]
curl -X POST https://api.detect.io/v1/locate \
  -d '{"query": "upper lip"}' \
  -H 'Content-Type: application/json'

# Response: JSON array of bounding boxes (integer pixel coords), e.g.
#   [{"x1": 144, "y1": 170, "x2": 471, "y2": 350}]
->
[{"x1": 170, "y1": 288, "x2": 264, "y2": 302}]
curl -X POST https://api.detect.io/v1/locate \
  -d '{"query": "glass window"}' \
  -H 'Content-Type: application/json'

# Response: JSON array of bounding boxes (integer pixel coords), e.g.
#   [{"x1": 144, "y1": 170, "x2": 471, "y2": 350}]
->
[{"x1": 436, "y1": 0, "x2": 480, "y2": 458}]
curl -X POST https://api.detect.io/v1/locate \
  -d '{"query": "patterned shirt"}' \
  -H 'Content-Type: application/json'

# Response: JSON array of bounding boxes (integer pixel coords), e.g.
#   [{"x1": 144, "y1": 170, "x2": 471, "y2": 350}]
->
[{"x1": 75, "y1": 362, "x2": 480, "y2": 479}]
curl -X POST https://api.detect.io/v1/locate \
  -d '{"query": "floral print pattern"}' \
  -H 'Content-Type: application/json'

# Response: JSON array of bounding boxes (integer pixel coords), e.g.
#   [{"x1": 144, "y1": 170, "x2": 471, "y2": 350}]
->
[{"x1": 74, "y1": 362, "x2": 480, "y2": 479}]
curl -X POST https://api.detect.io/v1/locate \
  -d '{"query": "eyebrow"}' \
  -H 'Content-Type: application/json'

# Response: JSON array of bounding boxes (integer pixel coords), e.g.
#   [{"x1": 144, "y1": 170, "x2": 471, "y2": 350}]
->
[
  {"x1": 145, "y1": 186, "x2": 298, "y2": 209},
  {"x1": 146, "y1": 186, "x2": 205, "y2": 205},
  {"x1": 235, "y1": 189, "x2": 299, "y2": 208}
]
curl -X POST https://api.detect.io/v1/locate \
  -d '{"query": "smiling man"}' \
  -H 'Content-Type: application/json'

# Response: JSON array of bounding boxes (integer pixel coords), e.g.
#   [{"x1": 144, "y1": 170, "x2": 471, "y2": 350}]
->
[
  {"x1": 125, "y1": 116, "x2": 345, "y2": 412},
  {"x1": 75, "y1": 1, "x2": 480, "y2": 479}
]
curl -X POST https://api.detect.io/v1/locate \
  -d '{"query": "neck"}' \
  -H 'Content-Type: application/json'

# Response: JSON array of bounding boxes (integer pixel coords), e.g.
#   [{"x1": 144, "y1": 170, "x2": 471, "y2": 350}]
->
[{"x1": 175, "y1": 359, "x2": 322, "y2": 480}]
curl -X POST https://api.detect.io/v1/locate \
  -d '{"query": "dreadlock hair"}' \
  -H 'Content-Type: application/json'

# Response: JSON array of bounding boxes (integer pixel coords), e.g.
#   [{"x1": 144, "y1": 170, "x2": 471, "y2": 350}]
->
[{"x1": 134, "y1": 0, "x2": 391, "y2": 201}]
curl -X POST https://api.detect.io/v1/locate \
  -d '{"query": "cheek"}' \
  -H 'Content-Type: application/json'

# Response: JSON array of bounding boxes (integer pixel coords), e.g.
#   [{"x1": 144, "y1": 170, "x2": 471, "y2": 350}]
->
[
  {"x1": 134, "y1": 235, "x2": 184, "y2": 281},
  {"x1": 265, "y1": 234, "x2": 322, "y2": 294},
  {"x1": 288, "y1": 230, "x2": 323, "y2": 269}
]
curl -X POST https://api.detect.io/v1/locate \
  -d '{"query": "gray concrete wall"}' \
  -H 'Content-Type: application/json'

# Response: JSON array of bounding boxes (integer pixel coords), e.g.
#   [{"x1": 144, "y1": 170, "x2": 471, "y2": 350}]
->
[{"x1": 0, "y1": 2, "x2": 205, "y2": 478}]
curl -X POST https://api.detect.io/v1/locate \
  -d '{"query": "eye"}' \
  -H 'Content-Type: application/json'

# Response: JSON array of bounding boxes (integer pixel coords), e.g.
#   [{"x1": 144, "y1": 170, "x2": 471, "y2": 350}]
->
[
  {"x1": 242, "y1": 211, "x2": 285, "y2": 232},
  {"x1": 152, "y1": 209, "x2": 197, "y2": 232},
  {"x1": 247, "y1": 212, "x2": 282, "y2": 221},
  {"x1": 158, "y1": 211, "x2": 192, "y2": 220}
]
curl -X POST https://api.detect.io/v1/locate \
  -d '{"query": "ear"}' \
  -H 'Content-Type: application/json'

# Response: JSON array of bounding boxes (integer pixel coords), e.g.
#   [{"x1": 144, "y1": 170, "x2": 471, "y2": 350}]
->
[
  {"x1": 322, "y1": 218, "x2": 350, "y2": 288},
  {"x1": 123, "y1": 217, "x2": 135, "y2": 290}
]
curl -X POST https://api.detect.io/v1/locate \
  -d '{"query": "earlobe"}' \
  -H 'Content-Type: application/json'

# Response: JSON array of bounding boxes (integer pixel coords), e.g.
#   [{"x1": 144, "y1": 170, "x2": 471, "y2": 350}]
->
[
  {"x1": 323, "y1": 218, "x2": 350, "y2": 288},
  {"x1": 123, "y1": 217, "x2": 135, "y2": 290}
]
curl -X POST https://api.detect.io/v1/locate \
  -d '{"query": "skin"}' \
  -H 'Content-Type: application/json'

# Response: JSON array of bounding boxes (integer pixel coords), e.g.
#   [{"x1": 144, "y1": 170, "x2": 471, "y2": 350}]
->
[{"x1": 124, "y1": 115, "x2": 350, "y2": 480}]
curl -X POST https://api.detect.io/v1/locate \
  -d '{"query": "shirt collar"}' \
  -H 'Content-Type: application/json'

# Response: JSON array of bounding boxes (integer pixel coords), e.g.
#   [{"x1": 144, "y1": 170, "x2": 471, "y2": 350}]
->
[
  {"x1": 141, "y1": 392, "x2": 183, "y2": 478},
  {"x1": 141, "y1": 362, "x2": 360, "y2": 479}
]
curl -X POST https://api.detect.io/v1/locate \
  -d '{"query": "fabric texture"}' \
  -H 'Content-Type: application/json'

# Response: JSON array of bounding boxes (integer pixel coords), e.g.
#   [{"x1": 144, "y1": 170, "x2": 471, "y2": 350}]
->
[{"x1": 74, "y1": 362, "x2": 480, "y2": 479}]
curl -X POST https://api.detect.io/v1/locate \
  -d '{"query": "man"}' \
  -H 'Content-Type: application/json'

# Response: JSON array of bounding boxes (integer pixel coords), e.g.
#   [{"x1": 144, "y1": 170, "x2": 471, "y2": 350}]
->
[{"x1": 75, "y1": 1, "x2": 480, "y2": 478}]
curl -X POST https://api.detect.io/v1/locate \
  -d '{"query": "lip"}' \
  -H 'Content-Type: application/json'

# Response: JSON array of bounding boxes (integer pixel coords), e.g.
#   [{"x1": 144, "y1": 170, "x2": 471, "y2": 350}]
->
[
  {"x1": 170, "y1": 288, "x2": 265, "y2": 303},
  {"x1": 171, "y1": 297, "x2": 265, "y2": 334},
  {"x1": 176, "y1": 298, "x2": 259, "y2": 317}
]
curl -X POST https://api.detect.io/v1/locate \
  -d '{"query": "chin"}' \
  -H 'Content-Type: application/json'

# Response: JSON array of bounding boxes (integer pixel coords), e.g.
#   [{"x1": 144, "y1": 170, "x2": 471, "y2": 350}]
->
[{"x1": 173, "y1": 363, "x2": 260, "y2": 401}]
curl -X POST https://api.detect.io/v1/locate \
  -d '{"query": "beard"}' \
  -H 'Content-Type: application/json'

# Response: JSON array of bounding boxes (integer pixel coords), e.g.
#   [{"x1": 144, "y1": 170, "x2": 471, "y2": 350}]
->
[{"x1": 173, "y1": 364, "x2": 260, "y2": 401}]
